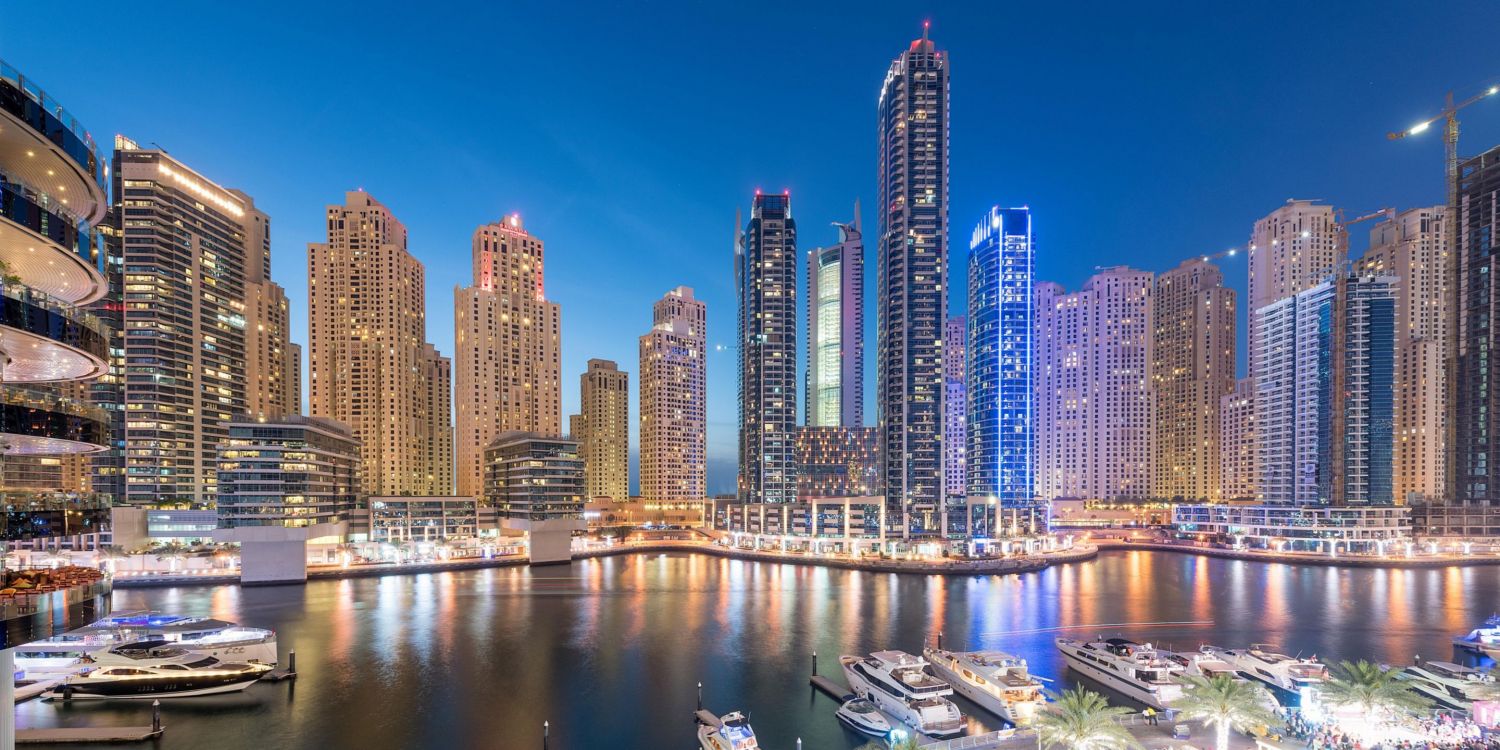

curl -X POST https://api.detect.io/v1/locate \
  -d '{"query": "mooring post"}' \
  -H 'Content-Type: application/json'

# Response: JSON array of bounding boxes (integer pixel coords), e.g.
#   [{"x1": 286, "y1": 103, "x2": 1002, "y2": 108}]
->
[
  {"x1": 811, "y1": 650, "x2": 817, "y2": 676},
  {"x1": 697, "y1": 681, "x2": 703, "y2": 711},
  {"x1": 152, "y1": 699, "x2": 161, "y2": 733},
  {"x1": 937, "y1": 631, "x2": 943, "y2": 650},
  {"x1": 543, "y1": 720, "x2": 549, "y2": 750},
  {"x1": 288, "y1": 649, "x2": 297, "y2": 674}
]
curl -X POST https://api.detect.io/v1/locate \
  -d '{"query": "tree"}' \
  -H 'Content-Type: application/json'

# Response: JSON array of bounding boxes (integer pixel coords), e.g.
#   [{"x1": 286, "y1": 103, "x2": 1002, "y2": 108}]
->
[
  {"x1": 1319, "y1": 660, "x2": 1433, "y2": 719},
  {"x1": 1174, "y1": 674, "x2": 1281, "y2": 750},
  {"x1": 855, "y1": 736, "x2": 920, "y2": 750},
  {"x1": 1035, "y1": 687, "x2": 1143, "y2": 750}
]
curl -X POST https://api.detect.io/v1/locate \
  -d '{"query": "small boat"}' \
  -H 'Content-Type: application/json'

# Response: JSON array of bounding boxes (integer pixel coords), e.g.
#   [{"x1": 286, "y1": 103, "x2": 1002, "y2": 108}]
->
[
  {"x1": 835, "y1": 698, "x2": 892, "y2": 737},
  {"x1": 1206, "y1": 644, "x2": 1327, "y2": 707},
  {"x1": 697, "y1": 710, "x2": 760, "y2": 750},
  {"x1": 41, "y1": 641, "x2": 272, "y2": 700},
  {"x1": 924, "y1": 646, "x2": 1047, "y2": 726},
  {"x1": 1454, "y1": 615, "x2": 1500, "y2": 658},
  {"x1": 1399, "y1": 661, "x2": 1496, "y2": 711},
  {"x1": 1055, "y1": 637, "x2": 1185, "y2": 709},
  {"x1": 840, "y1": 650, "x2": 965, "y2": 737}
]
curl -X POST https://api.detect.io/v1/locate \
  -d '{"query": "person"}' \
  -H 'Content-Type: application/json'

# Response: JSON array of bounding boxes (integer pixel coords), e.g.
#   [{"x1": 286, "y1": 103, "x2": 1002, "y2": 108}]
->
[{"x1": 1144, "y1": 706, "x2": 1157, "y2": 726}]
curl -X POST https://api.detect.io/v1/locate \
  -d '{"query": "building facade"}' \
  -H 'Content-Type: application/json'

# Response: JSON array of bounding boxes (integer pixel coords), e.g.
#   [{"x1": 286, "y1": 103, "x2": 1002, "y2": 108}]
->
[
  {"x1": 1220, "y1": 378, "x2": 1257, "y2": 501},
  {"x1": 455, "y1": 214, "x2": 561, "y2": 498},
  {"x1": 236, "y1": 193, "x2": 299, "y2": 422},
  {"x1": 795, "y1": 426, "x2": 880, "y2": 499},
  {"x1": 1248, "y1": 200, "x2": 1346, "y2": 375},
  {"x1": 736, "y1": 193, "x2": 797, "y2": 504},
  {"x1": 307, "y1": 192, "x2": 452, "y2": 497},
  {"x1": 805, "y1": 204, "x2": 863, "y2": 428},
  {"x1": 877, "y1": 25, "x2": 949, "y2": 536},
  {"x1": 1452, "y1": 147, "x2": 1500, "y2": 512},
  {"x1": 1354, "y1": 207, "x2": 1448, "y2": 505},
  {"x1": 576, "y1": 359, "x2": 628, "y2": 501},
  {"x1": 1254, "y1": 273, "x2": 1396, "y2": 505},
  {"x1": 1035, "y1": 267, "x2": 1153, "y2": 501},
  {"x1": 215, "y1": 415, "x2": 359, "y2": 529},
  {"x1": 1150, "y1": 259, "x2": 1236, "y2": 501},
  {"x1": 639, "y1": 287, "x2": 707, "y2": 501},
  {"x1": 943, "y1": 315, "x2": 966, "y2": 506}
]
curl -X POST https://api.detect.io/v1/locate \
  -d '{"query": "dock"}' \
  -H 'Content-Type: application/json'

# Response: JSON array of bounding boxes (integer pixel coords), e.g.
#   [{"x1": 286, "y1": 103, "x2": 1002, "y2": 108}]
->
[
  {"x1": 693, "y1": 709, "x2": 721, "y2": 728},
  {"x1": 17, "y1": 726, "x2": 164, "y2": 744},
  {"x1": 809, "y1": 674, "x2": 855, "y2": 702}
]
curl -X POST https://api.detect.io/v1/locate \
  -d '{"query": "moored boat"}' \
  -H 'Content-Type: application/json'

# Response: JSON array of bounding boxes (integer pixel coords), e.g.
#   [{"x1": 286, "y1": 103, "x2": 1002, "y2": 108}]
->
[
  {"x1": 924, "y1": 646, "x2": 1047, "y2": 726},
  {"x1": 1055, "y1": 637, "x2": 1185, "y2": 709},
  {"x1": 41, "y1": 642, "x2": 272, "y2": 700},
  {"x1": 1398, "y1": 661, "x2": 1496, "y2": 712},
  {"x1": 697, "y1": 710, "x2": 760, "y2": 750},
  {"x1": 1454, "y1": 615, "x2": 1500, "y2": 658},
  {"x1": 1205, "y1": 644, "x2": 1326, "y2": 707},
  {"x1": 840, "y1": 650, "x2": 964, "y2": 738},
  {"x1": 835, "y1": 698, "x2": 892, "y2": 737}
]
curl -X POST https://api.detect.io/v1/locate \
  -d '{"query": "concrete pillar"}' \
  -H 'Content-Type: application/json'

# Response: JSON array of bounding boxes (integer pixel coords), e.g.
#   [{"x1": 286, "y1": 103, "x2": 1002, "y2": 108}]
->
[{"x1": 1, "y1": 647, "x2": 15, "y2": 750}]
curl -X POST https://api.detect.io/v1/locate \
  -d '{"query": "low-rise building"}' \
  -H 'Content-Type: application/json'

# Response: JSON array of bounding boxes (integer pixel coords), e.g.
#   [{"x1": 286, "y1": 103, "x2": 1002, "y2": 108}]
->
[
  {"x1": 1172, "y1": 503, "x2": 1411, "y2": 553},
  {"x1": 484, "y1": 432, "x2": 585, "y2": 564}
]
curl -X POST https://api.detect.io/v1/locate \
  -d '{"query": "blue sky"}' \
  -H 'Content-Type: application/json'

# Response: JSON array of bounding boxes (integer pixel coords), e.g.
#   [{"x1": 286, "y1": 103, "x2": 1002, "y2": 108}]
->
[{"x1": 8, "y1": 1, "x2": 1499, "y2": 495}]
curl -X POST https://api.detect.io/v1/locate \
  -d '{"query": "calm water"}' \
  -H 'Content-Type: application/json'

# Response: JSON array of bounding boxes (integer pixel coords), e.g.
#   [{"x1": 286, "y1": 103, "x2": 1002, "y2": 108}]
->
[{"x1": 14, "y1": 550, "x2": 1499, "y2": 749}]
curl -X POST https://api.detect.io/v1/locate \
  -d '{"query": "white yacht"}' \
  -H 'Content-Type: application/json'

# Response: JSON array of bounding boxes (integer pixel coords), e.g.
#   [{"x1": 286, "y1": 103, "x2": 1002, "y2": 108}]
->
[
  {"x1": 1055, "y1": 637, "x2": 1185, "y2": 709},
  {"x1": 835, "y1": 698, "x2": 892, "y2": 737},
  {"x1": 697, "y1": 711, "x2": 760, "y2": 750},
  {"x1": 42, "y1": 642, "x2": 272, "y2": 700},
  {"x1": 924, "y1": 647, "x2": 1047, "y2": 726},
  {"x1": 840, "y1": 650, "x2": 965, "y2": 738},
  {"x1": 1207, "y1": 644, "x2": 1326, "y2": 706},
  {"x1": 1168, "y1": 646, "x2": 1245, "y2": 681},
  {"x1": 1399, "y1": 661, "x2": 1496, "y2": 711},
  {"x1": 16, "y1": 611, "x2": 278, "y2": 671},
  {"x1": 1455, "y1": 615, "x2": 1500, "y2": 658}
]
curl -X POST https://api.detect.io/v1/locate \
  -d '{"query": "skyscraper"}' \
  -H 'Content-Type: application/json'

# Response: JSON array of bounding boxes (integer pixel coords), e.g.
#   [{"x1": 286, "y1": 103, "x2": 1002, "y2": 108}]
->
[
  {"x1": 577, "y1": 359, "x2": 629, "y2": 501},
  {"x1": 805, "y1": 203, "x2": 863, "y2": 428},
  {"x1": 1151, "y1": 258, "x2": 1236, "y2": 501},
  {"x1": 114, "y1": 138, "x2": 252, "y2": 505},
  {"x1": 966, "y1": 207, "x2": 1034, "y2": 512},
  {"x1": 454, "y1": 214, "x2": 562, "y2": 497},
  {"x1": 1254, "y1": 273, "x2": 1396, "y2": 505},
  {"x1": 942, "y1": 315, "x2": 966, "y2": 505},
  {"x1": 1354, "y1": 207, "x2": 1448, "y2": 505},
  {"x1": 1452, "y1": 147, "x2": 1500, "y2": 510},
  {"x1": 307, "y1": 191, "x2": 452, "y2": 497},
  {"x1": 1220, "y1": 378, "x2": 1257, "y2": 501},
  {"x1": 639, "y1": 287, "x2": 707, "y2": 502},
  {"x1": 1035, "y1": 267, "x2": 1153, "y2": 501},
  {"x1": 236, "y1": 189, "x2": 300, "y2": 421},
  {"x1": 1248, "y1": 200, "x2": 1346, "y2": 375},
  {"x1": 877, "y1": 24, "x2": 949, "y2": 535},
  {"x1": 736, "y1": 193, "x2": 797, "y2": 504}
]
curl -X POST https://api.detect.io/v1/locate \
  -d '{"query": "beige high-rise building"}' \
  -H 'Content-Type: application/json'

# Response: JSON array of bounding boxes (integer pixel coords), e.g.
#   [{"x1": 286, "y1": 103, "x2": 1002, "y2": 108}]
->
[
  {"x1": 639, "y1": 287, "x2": 706, "y2": 501},
  {"x1": 307, "y1": 191, "x2": 452, "y2": 497},
  {"x1": 1220, "y1": 378, "x2": 1257, "y2": 501},
  {"x1": 1248, "y1": 200, "x2": 1346, "y2": 375},
  {"x1": 1035, "y1": 267, "x2": 1154, "y2": 501},
  {"x1": 1151, "y1": 259, "x2": 1236, "y2": 501},
  {"x1": 454, "y1": 214, "x2": 562, "y2": 498},
  {"x1": 236, "y1": 191, "x2": 299, "y2": 422},
  {"x1": 1355, "y1": 206, "x2": 1449, "y2": 504},
  {"x1": 577, "y1": 359, "x2": 629, "y2": 501}
]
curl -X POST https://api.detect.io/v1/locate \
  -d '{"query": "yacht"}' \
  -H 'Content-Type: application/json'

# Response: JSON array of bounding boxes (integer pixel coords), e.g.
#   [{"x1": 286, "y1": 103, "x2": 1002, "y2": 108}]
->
[
  {"x1": 15, "y1": 611, "x2": 278, "y2": 670},
  {"x1": 42, "y1": 642, "x2": 272, "y2": 700},
  {"x1": 835, "y1": 698, "x2": 892, "y2": 737},
  {"x1": 1398, "y1": 661, "x2": 1496, "y2": 711},
  {"x1": 697, "y1": 710, "x2": 760, "y2": 750},
  {"x1": 1055, "y1": 637, "x2": 1185, "y2": 709},
  {"x1": 1207, "y1": 645, "x2": 1326, "y2": 706},
  {"x1": 924, "y1": 647, "x2": 1048, "y2": 726},
  {"x1": 1454, "y1": 615, "x2": 1500, "y2": 658},
  {"x1": 840, "y1": 651, "x2": 965, "y2": 738},
  {"x1": 1168, "y1": 647, "x2": 1246, "y2": 681}
]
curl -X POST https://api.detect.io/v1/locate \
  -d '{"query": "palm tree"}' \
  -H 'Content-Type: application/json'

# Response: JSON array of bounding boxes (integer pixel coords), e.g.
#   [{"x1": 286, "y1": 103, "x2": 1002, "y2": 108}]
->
[
  {"x1": 1034, "y1": 687, "x2": 1142, "y2": 750},
  {"x1": 1320, "y1": 660, "x2": 1433, "y2": 719},
  {"x1": 855, "y1": 736, "x2": 920, "y2": 750},
  {"x1": 1173, "y1": 675, "x2": 1281, "y2": 750}
]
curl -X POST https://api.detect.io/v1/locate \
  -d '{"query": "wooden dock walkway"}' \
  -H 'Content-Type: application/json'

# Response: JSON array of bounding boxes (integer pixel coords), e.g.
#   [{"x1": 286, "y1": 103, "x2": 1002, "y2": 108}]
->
[
  {"x1": 693, "y1": 709, "x2": 721, "y2": 728},
  {"x1": 808, "y1": 675, "x2": 855, "y2": 702},
  {"x1": 17, "y1": 726, "x2": 164, "y2": 744}
]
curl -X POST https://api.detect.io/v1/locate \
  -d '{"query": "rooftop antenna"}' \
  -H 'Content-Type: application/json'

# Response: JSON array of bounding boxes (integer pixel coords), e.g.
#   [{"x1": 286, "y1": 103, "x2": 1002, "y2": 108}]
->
[{"x1": 922, "y1": 20, "x2": 930, "y2": 41}]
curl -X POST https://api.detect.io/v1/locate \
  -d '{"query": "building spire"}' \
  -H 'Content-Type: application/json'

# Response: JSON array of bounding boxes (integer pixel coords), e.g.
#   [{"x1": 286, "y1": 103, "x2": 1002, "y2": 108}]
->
[{"x1": 922, "y1": 20, "x2": 930, "y2": 42}]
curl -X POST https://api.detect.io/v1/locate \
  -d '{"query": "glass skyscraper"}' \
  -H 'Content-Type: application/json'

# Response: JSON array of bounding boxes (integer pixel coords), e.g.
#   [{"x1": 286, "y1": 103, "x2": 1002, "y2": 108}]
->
[
  {"x1": 736, "y1": 192, "x2": 797, "y2": 504},
  {"x1": 966, "y1": 207, "x2": 1034, "y2": 511}
]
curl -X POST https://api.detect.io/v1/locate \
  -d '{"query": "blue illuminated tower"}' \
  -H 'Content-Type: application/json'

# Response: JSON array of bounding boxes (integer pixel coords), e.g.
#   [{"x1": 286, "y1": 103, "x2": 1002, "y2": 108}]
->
[{"x1": 966, "y1": 207, "x2": 1034, "y2": 529}]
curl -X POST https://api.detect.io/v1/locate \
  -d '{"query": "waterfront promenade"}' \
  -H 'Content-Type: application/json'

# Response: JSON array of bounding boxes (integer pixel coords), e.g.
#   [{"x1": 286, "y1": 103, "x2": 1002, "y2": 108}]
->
[{"x1": 1093, "y1": 537, "x2": 1500, "y2": 568}]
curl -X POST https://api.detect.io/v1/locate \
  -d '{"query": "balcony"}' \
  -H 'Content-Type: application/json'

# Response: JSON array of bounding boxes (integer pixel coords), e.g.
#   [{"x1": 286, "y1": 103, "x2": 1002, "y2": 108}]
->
[
  {"x1": 0, "y1": 284, "x2": 107, "y2": 382},
  {"x1": 0, "y1": 175, "x2": 106, "y2": 304},
  {"x1": 0, "y1": 59, "x2": 108, "y2": 225},
  {"x1": 0, "y1": 385, "x2": 109, "y2": 454}
]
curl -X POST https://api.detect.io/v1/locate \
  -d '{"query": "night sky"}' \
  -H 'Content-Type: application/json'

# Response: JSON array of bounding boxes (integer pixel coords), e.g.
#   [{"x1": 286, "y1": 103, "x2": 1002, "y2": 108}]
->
[{"x1": 9, "y1": 1, "x2": 1499, "y2": 494}]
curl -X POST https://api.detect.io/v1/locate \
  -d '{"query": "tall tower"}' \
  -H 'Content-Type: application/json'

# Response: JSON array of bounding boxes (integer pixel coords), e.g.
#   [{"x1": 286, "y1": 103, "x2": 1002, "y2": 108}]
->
[
  {"x1": 736, "y1": 192, "x2": 797, "y2": 504},
  {"x1": 114, "y1": 138, "x2": 252, "y2": 505},
  {"x1": 877, "y1": 23, "x2": 949, "y2": 535},
  {"x1": 1220, "y1": 378, "x2": 1257, "y2": 501},
  {"x1": 942, "y1": 315, "x2": 966, "y2": 507},
  {"x1": 577, "y1": 359, "x2": 629, "y2": 501},
  {"x1": 1354, "y1": 207, "x2": 1448, "y2": 505},
  {"x1": 966, "y1": 208, "x2": 1034, "y2": 511},
  {"x1": 454, "y1": 214, "x2": 562, "y2": 497},
  {"x1": 235, "y1": 188, "x2": 299, "y2": 421},
  {"x1": 1247, "y1": 200, "x2": 1346, "y2": 375},
  {"x1": 307, "y1": 192, "x2": 452, "y2": 497},
  {"x1": 1035, "y1": 267, "x2": 1154, "y2": 501},
  {"x1": 639, "y1": 287, "x2": 707, "y2": 501},
  {"x1": 1150, "y1": 258, "x2": 1236, "y2": 502},
  {"x1": 1452, "y1": 148, "x2": 1500, "y2": 508},
  {"x1": 805, "y1": 202, "x2": 863, "y2": 428}
]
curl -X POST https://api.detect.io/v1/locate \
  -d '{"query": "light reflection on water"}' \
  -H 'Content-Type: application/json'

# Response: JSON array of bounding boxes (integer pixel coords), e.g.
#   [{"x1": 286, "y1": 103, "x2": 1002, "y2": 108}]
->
[{"x1": 12, "y1": 550, "x2": 1495, "y2": 750}]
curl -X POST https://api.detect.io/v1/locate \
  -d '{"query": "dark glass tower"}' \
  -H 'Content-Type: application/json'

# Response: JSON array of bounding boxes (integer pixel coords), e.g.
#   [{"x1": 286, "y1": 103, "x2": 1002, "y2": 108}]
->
[
  {"x1": 735, "y1": 192, "x2": 797, "y2": 504},
  {"x1": 876, "y1": 25, "x2": 949, "y2": 537}
]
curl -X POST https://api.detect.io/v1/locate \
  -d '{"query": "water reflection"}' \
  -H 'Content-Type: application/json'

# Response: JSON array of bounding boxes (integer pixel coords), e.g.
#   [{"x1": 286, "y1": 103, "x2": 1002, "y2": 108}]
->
[{"x1": 13, "y1": 551, "x2": 1499, "y2": 750}]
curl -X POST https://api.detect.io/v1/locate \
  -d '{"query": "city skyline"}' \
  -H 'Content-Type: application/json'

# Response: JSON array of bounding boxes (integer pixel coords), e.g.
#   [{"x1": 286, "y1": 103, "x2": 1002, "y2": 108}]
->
[{"x1": 11, "y1": 3, "x2": 1499, "y2": 493}]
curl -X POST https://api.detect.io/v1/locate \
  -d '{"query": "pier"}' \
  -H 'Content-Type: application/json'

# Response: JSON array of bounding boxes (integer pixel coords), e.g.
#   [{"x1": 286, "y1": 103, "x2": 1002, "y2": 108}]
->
[{"x1": 16, "y1": 726, "x2": 165, "y2": 745}]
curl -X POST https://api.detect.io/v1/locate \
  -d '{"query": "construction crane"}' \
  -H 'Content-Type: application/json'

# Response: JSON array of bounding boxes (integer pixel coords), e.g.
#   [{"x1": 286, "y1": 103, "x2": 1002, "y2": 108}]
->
[
  {"x1": 1337, "y1": 207, "x2": 1396, "y2": 229},
  {"x1": 1388, "y1": 84, "x2": 1500, "y2": 217}
]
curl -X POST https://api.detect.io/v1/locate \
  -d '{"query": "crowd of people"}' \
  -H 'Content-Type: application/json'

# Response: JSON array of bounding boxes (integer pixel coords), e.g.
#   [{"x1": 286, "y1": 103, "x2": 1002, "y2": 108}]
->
[{"x1": 1282, "y1": 711, "x2": 1500, "y2": 750}]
